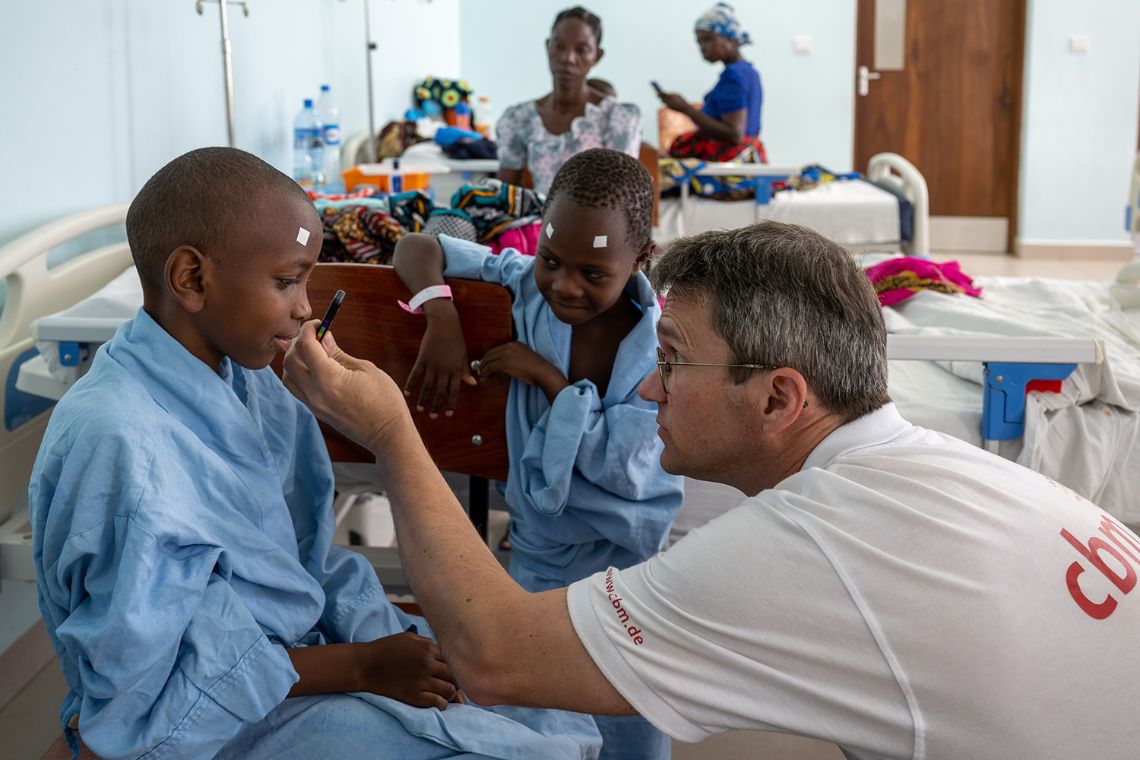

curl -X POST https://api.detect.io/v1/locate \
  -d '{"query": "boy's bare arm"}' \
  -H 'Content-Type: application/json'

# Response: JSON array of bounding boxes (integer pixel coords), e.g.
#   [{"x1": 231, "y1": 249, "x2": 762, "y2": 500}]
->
[
  {"x1": 287, "y1": 632, "x2": 460, "y2": 709},
  {"x1": 283, "y1": 327, "x2": 636, "y2": 715}
]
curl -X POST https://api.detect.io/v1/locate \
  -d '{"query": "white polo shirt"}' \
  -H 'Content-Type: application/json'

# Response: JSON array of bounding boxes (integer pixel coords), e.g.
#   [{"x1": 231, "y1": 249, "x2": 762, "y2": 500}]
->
[{"x1": 567, "y1": 404, "x2": 1140, "y2": 759}]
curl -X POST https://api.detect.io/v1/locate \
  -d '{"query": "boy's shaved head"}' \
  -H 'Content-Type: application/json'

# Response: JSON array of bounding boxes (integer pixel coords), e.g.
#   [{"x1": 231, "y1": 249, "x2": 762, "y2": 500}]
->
[{"x1": 126, "y1": 147, "x2": 311, "y2": 291}]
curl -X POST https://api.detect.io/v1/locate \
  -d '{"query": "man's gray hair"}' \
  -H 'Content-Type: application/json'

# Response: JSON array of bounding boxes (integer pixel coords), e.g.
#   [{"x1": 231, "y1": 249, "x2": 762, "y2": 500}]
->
[{"x1": 651, "y1": 221, "x2": 891, "y2": 421}]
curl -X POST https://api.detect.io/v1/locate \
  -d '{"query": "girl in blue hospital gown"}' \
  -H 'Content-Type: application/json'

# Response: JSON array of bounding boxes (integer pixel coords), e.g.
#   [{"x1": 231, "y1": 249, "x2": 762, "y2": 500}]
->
[
  {"x1": 395, "y1": 149, "x2": 684, "y2": 760},
  {"x1": 29, "y1": 309, "x2": 600, "y2": 760}
]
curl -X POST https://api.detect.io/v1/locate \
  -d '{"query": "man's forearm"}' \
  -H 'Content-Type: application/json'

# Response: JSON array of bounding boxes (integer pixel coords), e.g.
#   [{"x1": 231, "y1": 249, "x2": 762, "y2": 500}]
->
[{"x1": 371, "y1": 415, "x2": 523, "y2": 696}]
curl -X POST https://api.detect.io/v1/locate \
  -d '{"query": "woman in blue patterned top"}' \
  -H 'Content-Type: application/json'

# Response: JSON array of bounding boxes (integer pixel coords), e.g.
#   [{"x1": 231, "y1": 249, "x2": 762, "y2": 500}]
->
[
  {"x1": 496, "y1": 6, "x2": 641, "y2": 196},
  {"x1": 656, "y1": 2, "x2": 766, "y2": 163}
]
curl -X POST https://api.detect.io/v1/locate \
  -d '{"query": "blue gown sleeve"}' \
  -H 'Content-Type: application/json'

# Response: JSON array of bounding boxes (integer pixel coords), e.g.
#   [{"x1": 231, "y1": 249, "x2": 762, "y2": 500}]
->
[
  {"x1": 517, "y1": 379, "x2": 679, "y2": 556},
  {"x1": 439, "y1": 234, "x2": 534, "y2": 290},
  {"x1": 35, "y1": 431, "x2": 297, "y2": 760}
]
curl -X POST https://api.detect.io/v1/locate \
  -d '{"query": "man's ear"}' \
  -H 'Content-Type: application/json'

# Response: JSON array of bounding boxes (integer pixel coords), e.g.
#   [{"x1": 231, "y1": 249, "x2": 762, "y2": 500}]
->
[
  {"x1": 164, "y1": 245, "x2": 209, "y2": 313},
  {"x1": 754, "y1": 369, "x2": 810, "y2": 434}
]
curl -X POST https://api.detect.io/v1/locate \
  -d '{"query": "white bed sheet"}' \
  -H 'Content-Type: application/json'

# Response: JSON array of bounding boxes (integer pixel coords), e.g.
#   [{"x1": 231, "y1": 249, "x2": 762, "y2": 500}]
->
[
  {"x1": 884, "y1": 269, "x2": 1140, "y2": 525},
  {"x1": 658, "y1": 179, "x2": 901, "y2": 246}
]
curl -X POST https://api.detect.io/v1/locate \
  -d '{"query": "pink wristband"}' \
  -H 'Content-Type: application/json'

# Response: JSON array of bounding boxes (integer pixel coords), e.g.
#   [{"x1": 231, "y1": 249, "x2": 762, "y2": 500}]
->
[{"x1": 399, "y1": 284, "x2": 453, "y2": 314}]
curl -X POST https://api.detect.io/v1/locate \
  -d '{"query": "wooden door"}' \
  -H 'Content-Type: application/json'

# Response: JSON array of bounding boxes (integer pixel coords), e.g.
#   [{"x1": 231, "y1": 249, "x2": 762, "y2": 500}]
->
[{"x1": 854, "y1": 0, "x2": 1026, "y2": 249}]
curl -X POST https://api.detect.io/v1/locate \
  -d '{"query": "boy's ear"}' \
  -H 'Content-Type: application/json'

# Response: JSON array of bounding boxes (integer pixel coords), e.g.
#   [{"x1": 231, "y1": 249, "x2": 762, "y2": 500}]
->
[{"x1": 164, "y1": 245, "x2": 209, "y2": 313}]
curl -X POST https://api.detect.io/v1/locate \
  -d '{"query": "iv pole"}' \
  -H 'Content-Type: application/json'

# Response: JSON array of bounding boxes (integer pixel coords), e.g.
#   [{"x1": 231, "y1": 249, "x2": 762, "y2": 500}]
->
[
  {"x1": 196, "y1": 0, "x2": 251, "y2": 147},
  {"x1": 362, "y1": 0, "x2": 378, "y2": 161}
]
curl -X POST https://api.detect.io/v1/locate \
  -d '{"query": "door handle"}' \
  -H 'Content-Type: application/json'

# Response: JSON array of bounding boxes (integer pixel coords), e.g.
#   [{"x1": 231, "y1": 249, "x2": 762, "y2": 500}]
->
[{"x1": 858, "y1": 65, "x2": 882, "y2": 96}]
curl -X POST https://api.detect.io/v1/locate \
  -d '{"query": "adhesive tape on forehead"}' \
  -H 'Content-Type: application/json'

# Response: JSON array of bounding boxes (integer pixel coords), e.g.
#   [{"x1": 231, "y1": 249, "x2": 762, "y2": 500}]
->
[
  {"x1": 593, "y1": 235, "x2": 607, "y2": 248},
  {"x1": 296, "y1": 227, "x2": 311, "y2": 246}
]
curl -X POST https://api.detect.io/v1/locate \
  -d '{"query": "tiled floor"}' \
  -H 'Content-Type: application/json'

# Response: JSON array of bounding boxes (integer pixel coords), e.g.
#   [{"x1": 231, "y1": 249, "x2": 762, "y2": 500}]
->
[{"x1": 2, "y1": 251, "x2": 1131, "y2": 760}]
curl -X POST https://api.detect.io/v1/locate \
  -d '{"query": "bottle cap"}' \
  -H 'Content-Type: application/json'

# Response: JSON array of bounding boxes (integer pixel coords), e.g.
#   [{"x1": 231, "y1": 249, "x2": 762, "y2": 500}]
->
[
  {"x1": 321, "y1": 84, "x2": 330, "y2": 92},
  {"x1": 303, "y1": 98, "x2": 313, "y2": 107}
]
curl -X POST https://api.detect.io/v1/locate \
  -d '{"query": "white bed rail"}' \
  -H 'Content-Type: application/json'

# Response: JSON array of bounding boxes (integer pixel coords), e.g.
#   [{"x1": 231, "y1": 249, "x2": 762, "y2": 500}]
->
[
  {"x1": 867, "y1": 153, "x2": 930, "y2": 257},
  {"x1": 887, "y1": 335, "x2": 1103, "y2": 364},
  {"x1": 0, "y1": 204, "x2": 132, "y2": 348},
  {"x1": 0, "y1": 204, "x2": 132, "y2": 532}
]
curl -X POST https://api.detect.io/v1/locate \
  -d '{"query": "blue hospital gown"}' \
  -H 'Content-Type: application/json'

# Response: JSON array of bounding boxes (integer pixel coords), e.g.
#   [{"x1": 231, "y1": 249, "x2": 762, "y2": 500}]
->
[
  {"x1": 439, "y1": 236, "x2": 684, "y2": 591},
  {"x1": 29, "y1": 308, "x2": 600, "y2": 760}
]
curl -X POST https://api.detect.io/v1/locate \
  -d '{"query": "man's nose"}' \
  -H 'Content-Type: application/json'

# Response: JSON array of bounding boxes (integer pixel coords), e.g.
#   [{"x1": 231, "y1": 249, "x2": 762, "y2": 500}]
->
[{"x1": 639, "y1": 368, "x2": 665, "y2": 402}]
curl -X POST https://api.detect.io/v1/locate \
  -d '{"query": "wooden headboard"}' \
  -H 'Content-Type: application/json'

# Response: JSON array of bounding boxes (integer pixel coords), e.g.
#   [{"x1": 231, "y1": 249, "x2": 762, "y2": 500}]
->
[{"x1": 281, "y1": 263, "x2": 512, "y2": 482}]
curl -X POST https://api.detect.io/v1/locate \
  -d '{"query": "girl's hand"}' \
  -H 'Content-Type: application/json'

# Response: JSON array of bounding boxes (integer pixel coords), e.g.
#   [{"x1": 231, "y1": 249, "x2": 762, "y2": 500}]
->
[
  {"x1": 478, "y1": 342, "x2": 554, "y2": 386},
  {"x1": 478, "y1": 342, "x2": 570, "y2": 402},
  {"x1": 405, "y1": 317, "x2": 477, "y2": 418},
  {"x1": 355, "y1": 631, "x2": 460, "y2": 710}
]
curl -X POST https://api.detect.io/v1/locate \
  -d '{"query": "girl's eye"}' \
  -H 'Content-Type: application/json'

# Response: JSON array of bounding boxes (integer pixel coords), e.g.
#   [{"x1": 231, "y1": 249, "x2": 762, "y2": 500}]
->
[
  {"x1": 540, "y1": 254, "x2": 558, "y2": 268},
  {"x1": 585, "y1": 271, "x2": 605, "y2": 281},
  {"x1": 278, "y1": 278, "x2": 300, "y2": 289}
]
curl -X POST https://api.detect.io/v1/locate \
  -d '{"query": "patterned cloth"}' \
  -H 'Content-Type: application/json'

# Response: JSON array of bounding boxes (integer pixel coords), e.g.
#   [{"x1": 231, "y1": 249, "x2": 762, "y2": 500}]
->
[
  {"x1": 865, "y1": 257, "x2": 983, "y2": 306},
  {"x1": 387, "y1": 190, "x2": 434, "y2": 233},
  {"x1": 451, "y1": 178, "x2": 545, "y2": 243},
  {"x1": 695, "y1": 2, "x2": 751, "y2": 45},
  {"x1": 306, "y1": 186, "x2": 380, "y2": 202},
  {"x1": 495, "y1": 96, "x2": 641, "y2": 196},
  {"x1": 425, "y1": 209, "x2": 478, "y2": 241},
  {"x1": 317, "y1": 201, "x2": 405, "y2": 265},
  {"x1": 660, "y1": 136, "x2": 768, "y2": 198}
]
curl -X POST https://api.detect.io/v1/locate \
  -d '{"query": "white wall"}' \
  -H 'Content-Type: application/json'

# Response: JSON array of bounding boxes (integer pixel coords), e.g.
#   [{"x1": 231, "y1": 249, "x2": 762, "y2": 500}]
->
[
  {"x1": 1017, "y1": 0, "x2": 1140, "y2": 245},
  {"x1": 458, "y1": 0, "x2": 857, "y2": 170},
  {"x1": 0, "y1": 0, "x2": 460, "y2": 246},
  {"x1": 3, "y1": 1, "x2": 1137, "y2": 249}
]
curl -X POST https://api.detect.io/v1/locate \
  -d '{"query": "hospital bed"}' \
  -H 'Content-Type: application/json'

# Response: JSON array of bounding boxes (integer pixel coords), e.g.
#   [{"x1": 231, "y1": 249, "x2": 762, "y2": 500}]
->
[
  {"x1": 657, "y1": 152, "x2": 931, "y2": 255},
  {"x1": 3, "y1": 205, "x2": 1133, "y2": 582}
]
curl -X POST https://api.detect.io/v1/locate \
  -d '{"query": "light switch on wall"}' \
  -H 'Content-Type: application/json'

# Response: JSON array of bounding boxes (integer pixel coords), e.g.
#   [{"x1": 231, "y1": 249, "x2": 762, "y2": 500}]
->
[
  {"x1": 1069, "y1": 35, "x2": 1090, "y2": 54},
  {"x1": 793, "y1": 35, "x2": 812, "y2": 54}
]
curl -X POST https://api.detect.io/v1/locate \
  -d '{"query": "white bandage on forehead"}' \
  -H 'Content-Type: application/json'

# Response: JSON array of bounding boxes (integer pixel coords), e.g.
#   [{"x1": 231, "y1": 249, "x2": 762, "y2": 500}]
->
[
  {"x1": 593, "y1": 235, "x2": 607, "y2": 248},
  {"x1": 545, "y1": 222, "x2": 555, "y2": 238},
  {"x1": 296, "y1": 227, "x2": 311, "y2": 246}
]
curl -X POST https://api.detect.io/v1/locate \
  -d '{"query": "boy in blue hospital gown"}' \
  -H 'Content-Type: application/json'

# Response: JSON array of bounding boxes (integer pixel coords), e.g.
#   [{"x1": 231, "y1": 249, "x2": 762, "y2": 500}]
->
[
  {"x1": 394, "y1": 149, "x2": 684, "y2": 760},
  {"x1": 28, "y1": 147, "x2": 600, "y2": 760}
]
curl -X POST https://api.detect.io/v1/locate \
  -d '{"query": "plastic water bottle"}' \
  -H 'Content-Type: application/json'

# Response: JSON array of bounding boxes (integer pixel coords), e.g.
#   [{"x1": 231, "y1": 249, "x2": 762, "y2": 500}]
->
[
  {"x1": 475, "y1": 96, "x2": 494, "y2": 138},
  {"x1": 292, "y1": 99, "x2": 324, "y2": 189},
  {"x1": 316, "y1": 84, "x2": 344, "y2": 193}
]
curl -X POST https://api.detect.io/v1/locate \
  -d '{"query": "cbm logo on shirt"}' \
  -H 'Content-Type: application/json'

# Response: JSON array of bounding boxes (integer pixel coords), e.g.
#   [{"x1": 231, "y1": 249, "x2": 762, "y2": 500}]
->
[{"x1": 1061, "y1": 514, "x2": 1140, "y2": 620}]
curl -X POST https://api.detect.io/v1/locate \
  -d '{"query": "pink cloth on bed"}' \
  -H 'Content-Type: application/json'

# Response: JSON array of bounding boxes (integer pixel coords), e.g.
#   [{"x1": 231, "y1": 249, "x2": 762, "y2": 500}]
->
[
  {"x1": 488, "y1": 222, "x2": 542, "y2": 256},
  {"x1": 865, "y1": 257, "x2": 982, "y2": 306}
]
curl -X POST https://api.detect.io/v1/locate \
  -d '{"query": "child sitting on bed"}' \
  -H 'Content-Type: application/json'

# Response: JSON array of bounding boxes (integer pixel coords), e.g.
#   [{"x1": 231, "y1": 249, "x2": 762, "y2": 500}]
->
[
  {"x1": 29, "y1": 147, "x2": 600, "y2": 760},
  {"x1": 393, "y1": 148, "x2": 683, "y2": 760}
]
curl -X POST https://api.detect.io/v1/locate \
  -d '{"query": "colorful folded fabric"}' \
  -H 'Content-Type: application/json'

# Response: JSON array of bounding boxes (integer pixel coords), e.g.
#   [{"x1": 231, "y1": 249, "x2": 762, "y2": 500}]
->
[{"x1": 865, "y1": 257, "x2": 982, "y2": 306}]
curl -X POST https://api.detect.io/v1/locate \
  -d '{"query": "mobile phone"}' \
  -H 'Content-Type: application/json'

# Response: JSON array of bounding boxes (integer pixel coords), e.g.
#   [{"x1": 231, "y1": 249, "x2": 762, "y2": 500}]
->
[
  {"x1": 651, "y1": 80, "x2": 664, "y2": 93},
  {"x1": 315, "y1": 290, "x2": 346, "y2": 342}
]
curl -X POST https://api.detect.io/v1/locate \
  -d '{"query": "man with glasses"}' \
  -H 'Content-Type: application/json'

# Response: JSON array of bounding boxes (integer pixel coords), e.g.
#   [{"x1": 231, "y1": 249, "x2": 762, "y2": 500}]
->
[{"x1": 285, "y1": 221, "x2": 1140, "y2": 759}]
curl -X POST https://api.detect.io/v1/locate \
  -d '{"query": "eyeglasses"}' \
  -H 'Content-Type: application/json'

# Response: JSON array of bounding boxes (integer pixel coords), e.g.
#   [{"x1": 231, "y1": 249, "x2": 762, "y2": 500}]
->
[{"x1": 654, "y1": 347, "x2": 777, "y2": 394}]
